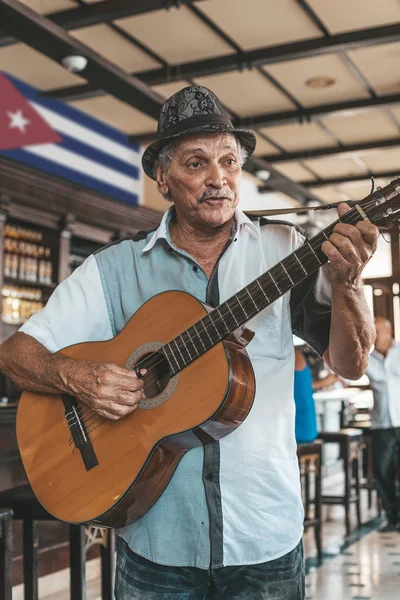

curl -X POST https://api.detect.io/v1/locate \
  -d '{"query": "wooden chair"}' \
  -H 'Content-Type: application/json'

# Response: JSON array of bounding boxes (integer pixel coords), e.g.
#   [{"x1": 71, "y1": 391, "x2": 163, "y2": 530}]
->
[
  {"x1": 318, "y1": 428, "x2": 363, "y2": 536},
  {"x1": 0, "y1": 484, "x2": 115, "y2": 600},
  {"x1": 297, "y1": 440, "x2": 323, "y2": 561},
  {"x1": 0, "y1": 508, "x2": 13, "y2": 600}
]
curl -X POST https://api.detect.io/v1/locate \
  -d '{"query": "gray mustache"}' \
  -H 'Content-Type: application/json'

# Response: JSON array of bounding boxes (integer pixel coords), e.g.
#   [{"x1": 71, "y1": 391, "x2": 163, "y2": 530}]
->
[{"x1": 199, "y1": 190, "x2": 234, "y2": 202}]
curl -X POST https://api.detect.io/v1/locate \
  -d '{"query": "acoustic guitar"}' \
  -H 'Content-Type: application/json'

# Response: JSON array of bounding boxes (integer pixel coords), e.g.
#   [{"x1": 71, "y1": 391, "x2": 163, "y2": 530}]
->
[{"x1": 16, "y1": 180, "x2": 400, "y2": 528}]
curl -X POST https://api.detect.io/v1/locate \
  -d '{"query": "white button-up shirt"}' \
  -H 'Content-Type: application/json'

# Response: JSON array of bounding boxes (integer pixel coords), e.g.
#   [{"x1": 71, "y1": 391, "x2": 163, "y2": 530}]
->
[{"x1": 367, "y1": 343, "x2": 400, "y2": 429}]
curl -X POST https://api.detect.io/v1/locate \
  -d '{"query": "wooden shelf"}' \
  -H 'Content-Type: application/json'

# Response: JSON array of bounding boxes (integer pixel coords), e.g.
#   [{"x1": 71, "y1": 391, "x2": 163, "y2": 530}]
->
[{"x1": 3, "y1": 277, "x2": 57, "y2": 289}]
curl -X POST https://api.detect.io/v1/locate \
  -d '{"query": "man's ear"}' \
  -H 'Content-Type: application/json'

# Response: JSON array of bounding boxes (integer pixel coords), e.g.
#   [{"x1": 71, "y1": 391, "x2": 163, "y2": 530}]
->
[{"x1": 156, "y1": 165, "x2": 170, "y2": 200}]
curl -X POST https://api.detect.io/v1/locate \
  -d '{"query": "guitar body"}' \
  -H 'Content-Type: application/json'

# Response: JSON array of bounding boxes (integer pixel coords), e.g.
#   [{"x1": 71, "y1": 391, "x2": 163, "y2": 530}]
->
[{"x1": 16, "y1": 290, "x2": 255, "y2": 528}]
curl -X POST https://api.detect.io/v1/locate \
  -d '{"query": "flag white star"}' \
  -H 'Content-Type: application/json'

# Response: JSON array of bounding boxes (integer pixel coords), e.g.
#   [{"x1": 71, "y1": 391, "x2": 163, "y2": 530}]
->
[{"x1": 7, "y1": 110, "x2": 31, "y2": 134}]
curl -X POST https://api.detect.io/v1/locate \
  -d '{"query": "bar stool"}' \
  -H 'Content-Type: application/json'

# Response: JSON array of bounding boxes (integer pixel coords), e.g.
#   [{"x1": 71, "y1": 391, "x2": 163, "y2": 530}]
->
[
  {"x1": 0, "y1": 508, "x2": 13, "y2": 600},
  {"x1": 347, "y1": 423, "x2": 376, "y2": 510},
  {"x1": 0, "y1": 484, "x2": 115, "y2": 600},
  {"x1": 318, "y1": 428, "x2": 363, "y2": 536},
  {"x1": 297, "y1": 440, "x2": 323, "y2": 561}
]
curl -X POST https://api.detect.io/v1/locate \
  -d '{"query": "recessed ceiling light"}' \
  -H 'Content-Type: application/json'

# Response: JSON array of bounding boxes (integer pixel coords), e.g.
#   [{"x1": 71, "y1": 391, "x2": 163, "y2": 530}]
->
[
  {"x1": 305, "y1": 76, "x2": 336, "y2": 89},
  {"x1": 255, "y1": 169, "x2": 271, "y2": 181},
  {"x1": 61, "y1": 55, "x2": 88, "y2": 73}
]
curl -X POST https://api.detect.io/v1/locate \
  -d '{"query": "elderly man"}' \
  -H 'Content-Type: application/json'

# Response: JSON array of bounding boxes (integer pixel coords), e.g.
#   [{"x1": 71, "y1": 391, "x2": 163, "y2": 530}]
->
[
  {"x1": 0, "y1": 86, "x2": 378, "y2": 599},
  {"x1": 367, "y1": 317, "x2": 400, "y2": 532}
]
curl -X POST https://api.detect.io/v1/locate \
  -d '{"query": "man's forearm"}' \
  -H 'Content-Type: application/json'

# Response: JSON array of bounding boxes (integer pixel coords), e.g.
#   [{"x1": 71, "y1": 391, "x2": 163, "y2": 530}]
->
[
  {"x1": 323, "y1": 283, "x2": 375, "y2": 379},
  {"x1": 0, "y1": 332, "x2": 74, "y2": 394},
  {"x1": 0, "y1": 333, "x2": 145, "y2": 420}
]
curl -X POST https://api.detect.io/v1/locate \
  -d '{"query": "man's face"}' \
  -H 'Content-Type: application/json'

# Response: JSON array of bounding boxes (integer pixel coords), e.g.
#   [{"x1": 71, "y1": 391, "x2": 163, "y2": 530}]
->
[
  {"x1": 374, "y1": 317, "x2": 392, "y2": 352},
  {"x1": 157, "y1": 133, "x2": 242, "y2": 229}
]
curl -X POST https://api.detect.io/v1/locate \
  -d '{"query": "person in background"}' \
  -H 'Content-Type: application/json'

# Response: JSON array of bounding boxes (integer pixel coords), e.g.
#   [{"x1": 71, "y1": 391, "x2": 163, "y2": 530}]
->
[
  {"x1": 294, "y1": 346, "x2": 345, "y2": 443},
  {"x1": 366, "y1": 316, "x2": 400, "y2": 532},
  {"x1": 294, "y1": 347, "x2": 318, "y2": 444}
]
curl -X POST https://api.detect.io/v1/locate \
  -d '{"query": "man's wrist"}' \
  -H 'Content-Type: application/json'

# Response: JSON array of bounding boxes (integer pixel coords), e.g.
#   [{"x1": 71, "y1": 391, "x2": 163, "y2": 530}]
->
[
  {"x1": 330, "y1": 278, "x2": 363, "y2": 296},
  {"x1": 53, "y1": 354, "x2": 76, "y2": 394}
]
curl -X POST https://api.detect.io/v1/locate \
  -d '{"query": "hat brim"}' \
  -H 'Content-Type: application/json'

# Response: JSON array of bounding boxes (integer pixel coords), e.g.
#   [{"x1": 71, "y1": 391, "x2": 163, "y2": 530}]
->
[{"x1": 141, "y1": 124, "x2": 256, "y2": 180}]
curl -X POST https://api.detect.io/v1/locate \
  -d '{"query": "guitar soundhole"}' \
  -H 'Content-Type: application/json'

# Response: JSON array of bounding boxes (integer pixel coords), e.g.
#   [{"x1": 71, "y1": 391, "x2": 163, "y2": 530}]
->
[
  {"x1": 124, "y1": 342, "x2": 179, "y2": 409},
  {"x1": 135, "y1": 351, "x2": 170, "y2": 400}
]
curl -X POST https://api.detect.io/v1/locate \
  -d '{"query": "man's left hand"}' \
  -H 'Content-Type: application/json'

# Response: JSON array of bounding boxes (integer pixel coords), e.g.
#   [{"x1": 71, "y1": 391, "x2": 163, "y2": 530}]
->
[{"x1": 321, "y1": 202, "x2": 379, "y2": 287}]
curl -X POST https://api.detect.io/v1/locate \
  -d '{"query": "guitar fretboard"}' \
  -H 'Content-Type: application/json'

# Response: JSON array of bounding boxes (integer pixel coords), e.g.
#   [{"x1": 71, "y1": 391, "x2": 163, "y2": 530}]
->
[{"x1": 161, "y1": 207, "x2": 361, "y2": 376}]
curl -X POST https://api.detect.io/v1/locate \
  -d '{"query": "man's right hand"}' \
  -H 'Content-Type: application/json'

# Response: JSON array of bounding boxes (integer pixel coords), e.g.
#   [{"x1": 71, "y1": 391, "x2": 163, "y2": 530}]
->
[{"x1": 61, "y1": 360, "x2": 146, "y2": 421}]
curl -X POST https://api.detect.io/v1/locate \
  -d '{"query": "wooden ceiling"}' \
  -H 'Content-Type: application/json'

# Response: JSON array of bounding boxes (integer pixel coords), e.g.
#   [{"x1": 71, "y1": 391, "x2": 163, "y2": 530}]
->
[{"x1": 0, "y1": 0, "x2": 400, "y2": 206}]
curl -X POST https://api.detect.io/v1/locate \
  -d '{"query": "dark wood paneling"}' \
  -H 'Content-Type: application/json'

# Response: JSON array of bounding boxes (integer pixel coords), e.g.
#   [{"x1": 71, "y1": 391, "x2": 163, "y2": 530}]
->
[
  {"x1": 0, "y1": 156, "x2": 162, "y2": 587},
  {"x1": 0, "y1": 155, "x2": 162, "y2": 235}
]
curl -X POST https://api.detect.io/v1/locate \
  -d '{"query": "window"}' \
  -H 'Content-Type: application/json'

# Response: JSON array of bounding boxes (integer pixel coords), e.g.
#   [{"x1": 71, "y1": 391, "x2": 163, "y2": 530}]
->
[{"x1": 362, "y1": 234, "x2": 392, "y2": 279}]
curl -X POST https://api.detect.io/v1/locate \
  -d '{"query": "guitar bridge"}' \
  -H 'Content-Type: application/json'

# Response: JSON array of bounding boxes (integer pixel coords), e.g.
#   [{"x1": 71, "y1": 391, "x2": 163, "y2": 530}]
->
[{"x1": 62, "y1": 394, "x2": 99, "y2": 471}]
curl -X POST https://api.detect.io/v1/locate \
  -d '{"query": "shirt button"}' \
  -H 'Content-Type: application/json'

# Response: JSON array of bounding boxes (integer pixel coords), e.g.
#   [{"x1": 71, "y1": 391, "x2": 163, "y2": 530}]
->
[{"x1": 193, "y1": 265, "x2": 198, "y2": 272}]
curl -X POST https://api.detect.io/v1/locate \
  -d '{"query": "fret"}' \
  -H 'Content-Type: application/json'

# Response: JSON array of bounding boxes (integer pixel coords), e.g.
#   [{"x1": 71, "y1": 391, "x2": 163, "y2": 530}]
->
[
  {"x1": 200, "y1": 318, "x2": 214, "y2": 344},
  {"x1": 179, "y1": 333, "x2": 193, "y2": 362},
  {"x1": 321, "y1": 231, "x2": 329, "y2": 240},
  {"x1": 294, "y1": 252, "x2": 307, "y2": 275},
  {"x1": 268, "y1": 271, "x2": 281, "y2": 293},
  {"x1": 226, "y1": 302, "x2": 240, "y2": 326},
  {"x1": 209, "y1": 312, "x2": 222, "y2": 337},
  {"x1": 216, "y1": 307, "x2": 230, "y2": 332},
  {"x1": 256, "y1": 279, "x2": 270, "y2": 302},
  {"x1": 235, "y1": 294, "x2": 249, "y2": 319},
  {"x1": 307, "y1": 242, "x2": 322, "y2": 265},
  {"x1": 163, "y1": 344, "x2": 179, "y2": 374},
  {"x1": 193, "y1": 323, "x2": 207, "y2": 351},
  {"x1": 173, "y1": 339, "x2": 186, "y2": 368},
  {"x1": 186, "y1": 328, "x2": 200, "y2": 357},
  {"x1": 245, "y1": 287, "x2": 260, "y2": 311},
  {"x1": 280, "y1": 261, "x2": 294, "y2": 286}
]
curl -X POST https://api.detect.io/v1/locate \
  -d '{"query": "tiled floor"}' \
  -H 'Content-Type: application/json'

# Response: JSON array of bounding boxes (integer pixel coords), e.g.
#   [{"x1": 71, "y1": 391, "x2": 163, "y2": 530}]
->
[
  {"x1": 12, "y1": 477, "x2": 400, "y2": 599},
  {"x1": 305, "y1": 528, "x2": 400, "y2": 600}
]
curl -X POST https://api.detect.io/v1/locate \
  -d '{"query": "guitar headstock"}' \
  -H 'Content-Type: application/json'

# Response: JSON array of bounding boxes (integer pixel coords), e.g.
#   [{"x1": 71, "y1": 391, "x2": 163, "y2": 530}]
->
[{"x1": 361, "y1": 178, "x2": 400, "y2": 230}]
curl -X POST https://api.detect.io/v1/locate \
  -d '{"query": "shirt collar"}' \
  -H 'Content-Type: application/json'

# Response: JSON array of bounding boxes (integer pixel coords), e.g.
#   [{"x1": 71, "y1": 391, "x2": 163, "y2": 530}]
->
[
  {"x1": 372, "y1": 340, "x2": 396, "y2": 360},
  {"x1": 235, "y1": 208, "x2": 260, "y2": 238},
  {"x1": 142, "y1": 206, "x2": 173, "y2": 253},
  {"x1": 142, "y1": 206, "x2": 260, "y2": 254}
]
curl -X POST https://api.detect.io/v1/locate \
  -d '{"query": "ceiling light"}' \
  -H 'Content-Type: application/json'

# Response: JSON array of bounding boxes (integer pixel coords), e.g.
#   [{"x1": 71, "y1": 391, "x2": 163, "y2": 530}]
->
[
  {"x1": 61, "y1": 55, "x2": 88, "y2": 73},
  {"x1": 255, "y1": 169, "x2": 271, "y2": 181},
  {"x1": 305, "y1": 76, "x2": 336, "y2": 89}
]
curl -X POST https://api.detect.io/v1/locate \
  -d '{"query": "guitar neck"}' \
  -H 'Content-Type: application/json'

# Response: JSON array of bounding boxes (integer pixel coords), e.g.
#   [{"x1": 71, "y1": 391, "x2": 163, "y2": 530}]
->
[{"x1": 162, "y1": 206, "x2": 364, "y2": 375}]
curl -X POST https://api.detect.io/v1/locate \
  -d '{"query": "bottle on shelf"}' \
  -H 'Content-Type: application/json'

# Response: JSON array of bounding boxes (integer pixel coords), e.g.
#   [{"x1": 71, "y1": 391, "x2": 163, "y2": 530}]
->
[
  {"x1": 3, "y1": 224, "x2": 53, "y2": 285},
  {"x1": 2, "y1": 284, "x2": 43, "y2": 324}
]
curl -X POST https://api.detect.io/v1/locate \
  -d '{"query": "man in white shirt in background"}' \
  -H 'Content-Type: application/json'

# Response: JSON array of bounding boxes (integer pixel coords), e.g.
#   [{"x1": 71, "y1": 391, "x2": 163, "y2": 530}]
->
[{"x1": 367, "y1": 317, "x2": 400, "y2": 532}]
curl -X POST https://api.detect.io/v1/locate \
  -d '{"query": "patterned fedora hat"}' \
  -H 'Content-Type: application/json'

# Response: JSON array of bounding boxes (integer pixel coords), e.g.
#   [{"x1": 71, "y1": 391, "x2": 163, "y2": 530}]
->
[{"x1": 142, "y1": 85, "x2": 256, "y2": 180}]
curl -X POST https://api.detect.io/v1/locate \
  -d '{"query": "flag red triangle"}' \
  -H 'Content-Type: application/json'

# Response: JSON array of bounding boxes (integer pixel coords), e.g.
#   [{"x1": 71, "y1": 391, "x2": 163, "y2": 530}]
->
[{"x1": 0, "y1": 73, "x2": 62, "y2": 151}]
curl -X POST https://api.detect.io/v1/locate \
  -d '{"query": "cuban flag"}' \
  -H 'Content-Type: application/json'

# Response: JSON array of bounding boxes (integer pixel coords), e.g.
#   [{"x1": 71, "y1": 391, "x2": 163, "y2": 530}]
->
[{"x1": 0, "y1": 72, "x2": 142, "y2": 206}]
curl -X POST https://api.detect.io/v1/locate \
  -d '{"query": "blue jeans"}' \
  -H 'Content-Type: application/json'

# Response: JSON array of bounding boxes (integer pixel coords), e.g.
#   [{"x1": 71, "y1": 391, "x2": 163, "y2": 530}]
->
[{"x1": 115, "y1": 537, "x2": 305, "y2": 599}]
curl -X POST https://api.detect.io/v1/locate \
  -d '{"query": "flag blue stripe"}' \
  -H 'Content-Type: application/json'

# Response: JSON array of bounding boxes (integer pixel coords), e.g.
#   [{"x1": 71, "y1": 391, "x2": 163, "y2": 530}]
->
[
  {"x1": 55, "y1": 133, "x2": 139, "y2": 179},
  {"x1": 2, "y1": 149, "x2": 139, "y2": 206},
  {"x1": 3, "y1": 72, "x2": 142, "y2": 151}
]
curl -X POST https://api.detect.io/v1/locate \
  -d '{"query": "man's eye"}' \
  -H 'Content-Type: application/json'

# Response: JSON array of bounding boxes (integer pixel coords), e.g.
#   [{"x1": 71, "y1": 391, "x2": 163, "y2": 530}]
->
[
  {"x1": 227, "y1": 159, "x2": 236, "y2": 165},
  {"x1": 189, "y1": 161, "x2": 201, "y2": 168}
]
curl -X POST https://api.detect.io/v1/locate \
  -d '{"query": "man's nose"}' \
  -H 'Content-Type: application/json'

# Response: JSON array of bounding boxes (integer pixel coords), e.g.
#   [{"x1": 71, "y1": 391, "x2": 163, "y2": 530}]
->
[{"x1": 205, "y1": 163, "x2": 226, "y2": 188}]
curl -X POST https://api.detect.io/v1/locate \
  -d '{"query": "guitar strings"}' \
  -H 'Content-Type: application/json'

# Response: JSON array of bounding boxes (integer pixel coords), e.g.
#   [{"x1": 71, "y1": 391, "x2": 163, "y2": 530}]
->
[
  {"x1": 72, "y1": 201, "x2": 380, "y2": 436},
  {"x1": 68, "y1": 194, "x2": 396, "y2": 440},
  {"x1": 78, "y1": 215, "x2": 395, "y2": 436}
]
